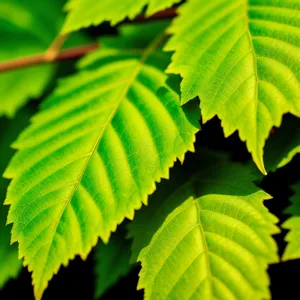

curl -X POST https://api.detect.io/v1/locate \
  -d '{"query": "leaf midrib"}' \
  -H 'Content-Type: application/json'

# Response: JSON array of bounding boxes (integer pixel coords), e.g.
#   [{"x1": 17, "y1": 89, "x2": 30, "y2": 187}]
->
[
  {"x1": 244, "y1": 0, "x2": 263, "y2": 172},
  {"x1": 35, "y1": 32, "x2": 166, "y2": 295},
  {"x1": 151, "y1": 198, "x2": 264, "y2": 299},
  {"x1": 143, "y1": 165, "x2": 271, "y2": 298},
  {"x1": 194, "y1": 199, "x2": 213, "y2": 296}
]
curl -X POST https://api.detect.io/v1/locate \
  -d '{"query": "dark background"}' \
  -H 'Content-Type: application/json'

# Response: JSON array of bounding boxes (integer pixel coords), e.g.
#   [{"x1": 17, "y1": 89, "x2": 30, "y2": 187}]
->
[{"x1": 1, "y1": 21, "x2": 299, "y2": 300}]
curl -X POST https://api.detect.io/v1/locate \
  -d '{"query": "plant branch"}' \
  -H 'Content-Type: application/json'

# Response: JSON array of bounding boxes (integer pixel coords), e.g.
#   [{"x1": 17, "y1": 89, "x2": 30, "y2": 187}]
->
[
  {"x1": 44, "y1": 33, "x2": 69, "y2": 61},
  {"x1": 133, "y1": 7, "x2": 177, "y2": 22},
  {"x1": 0, "y1": 43, "x2": 99, "y2": 73},
  {"x1": 0, "y1": 8, "x2": 177, "y2": 73}
]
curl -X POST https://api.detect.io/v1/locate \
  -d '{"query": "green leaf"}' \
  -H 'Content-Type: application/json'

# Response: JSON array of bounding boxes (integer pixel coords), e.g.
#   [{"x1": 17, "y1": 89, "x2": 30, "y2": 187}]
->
[
  {"x1": 165, "y1": 0, "x2": 300, "y2": 174},
  {"x1": 0, "y1": 112, "x2": 31, "y2": 288},
  {"x1": 4, "y1": 23, "x2": 199, "y2": 300},
  {"x1": 264, "y1": 116, "x2": 300, "y2": 172},
  {"x1": 128, "y1": 160, "x2": 195, "y2": 263},
  {"x1": 0, "y1": 206, "x2": 22, "y2": 289},
  {"x1": 282, "y1": 183, "x2": 300, "y2": 261},
  {"x1": 129, "y1": 150, "x2": 279, "y2": 300},
  {"x1": 62, "y1": 0, "x2": 180, "y2": 33},
  {"x1": 0, "y1": 0, "x2": 65, "y2": 117},
  {"x1": 95, "y1": 229, "x2": 132, "y2": 298}
]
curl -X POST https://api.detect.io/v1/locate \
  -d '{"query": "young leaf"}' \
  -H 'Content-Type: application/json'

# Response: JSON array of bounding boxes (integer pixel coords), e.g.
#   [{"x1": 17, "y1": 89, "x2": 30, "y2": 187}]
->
[
  {"x1": 0, "y1": 0, "x2": 65, "y2": 117},
  {"x1": 95, "y1": 229, "x2": 132, "y2": 298},
  {"x1": 62, "y1": 0, "x2": 179, "y2": 33},
  {"x1": 0, "y1": 112, "x2": 31, "y2": 288},
  {"x1": 282, "y1": 184, "x2": 300, "y2": 261},
  {"x1": 165, "y1": 0, "x2": 300, "y2": 174},
  {"x1": 129, "y1": 150, "x2": 279, "y2": 299},
  {"x1": 4, "y1": 23, "x2": 199, "y2": 300},
  {"x1": 264, "y1": 116, "x2": 300, "y2": 172}
]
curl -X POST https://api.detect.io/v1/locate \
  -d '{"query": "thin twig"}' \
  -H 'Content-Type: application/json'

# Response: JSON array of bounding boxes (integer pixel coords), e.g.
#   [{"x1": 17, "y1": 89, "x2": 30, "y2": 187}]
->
[
  {"x1": 0, "y1": 43, "x2": 99, "y2": 73},
  {"x1": 44, "y1": 33, "x2": 69, "y2": 61},
  {"x1": 133, "y1": 7, "x2": 177, "y2": 22},
  {"x1": 0, "y1": 8, "x2": 177, "y2": 73}
]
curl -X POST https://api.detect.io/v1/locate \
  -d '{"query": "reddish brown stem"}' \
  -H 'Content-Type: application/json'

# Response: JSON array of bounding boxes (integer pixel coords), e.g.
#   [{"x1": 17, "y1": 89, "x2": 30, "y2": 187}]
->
[
  {"x1": 0, "y1": 43, "x2": 99, "y2": 73},
  {"x1": 0, "y1": 8, "x2": 177, "y2": 73},
  {"x1": 44, "y1": 33, "x2": 69, "y2": 61},
  {"x1": 133, "y1": 7, "x2": 177, "y2": 22}
]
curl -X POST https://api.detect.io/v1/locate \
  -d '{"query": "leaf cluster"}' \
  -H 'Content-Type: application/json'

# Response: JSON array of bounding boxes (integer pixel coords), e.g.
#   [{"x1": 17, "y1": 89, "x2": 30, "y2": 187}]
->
[{"x1": 0, "y1": 1, "x2": 299, "y2": 299}]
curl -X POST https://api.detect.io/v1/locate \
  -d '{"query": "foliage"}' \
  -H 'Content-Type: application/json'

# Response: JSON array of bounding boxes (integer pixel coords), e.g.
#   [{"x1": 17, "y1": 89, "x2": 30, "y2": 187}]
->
[
  {"x1": 94, "y1": 229, "x2": 132, "y2": 298},
  {"x1": 129, "y1": 150, "x2": 279, "y2": 299},
  {"x1": 165, "y1": 0, "x2": 300, "y2": 174},
  {"x1": 62, "y1": 0, "x2": 180, "y2": 33},
  {"x1": 3, "y1": 22, "x2": 199, "y2": 300},
  {"x1": 282, "y1": 184, "x2": 300, "y2": 261},
  {"x1": 0, "y1": 0, "x2": 63, "y2": 117},
  {"x1": 0, "y1": 0, "x2": 299, "y2": 299},
  {"x1": 264, "y1": 116, "x2": 300, "y2": 172},
  {"x1": 0, "y1": 111, "x2": 31, "y2": 287},
  {"x1": 0, "y1": 0, "x2": 86, "y2": 118}
]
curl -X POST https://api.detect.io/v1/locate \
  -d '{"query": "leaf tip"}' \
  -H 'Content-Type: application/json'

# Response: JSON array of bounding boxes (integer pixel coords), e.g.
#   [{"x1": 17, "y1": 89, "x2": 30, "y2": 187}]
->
[
  {"x1": 34, "y1": 287, "x2": 44, "y2": 300},
  {"x1": 256, "y1": 158, "x2": 267, "y2": 176},
  {"x1": 251, "y1": 148, "x2": 267, "y2": 175}
]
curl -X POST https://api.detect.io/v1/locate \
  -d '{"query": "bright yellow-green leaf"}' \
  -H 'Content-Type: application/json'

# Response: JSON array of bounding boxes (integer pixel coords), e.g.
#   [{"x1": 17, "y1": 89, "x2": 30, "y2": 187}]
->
[
  {"x1": 4, "y1": 23, "x2": 199, "y2": 300},
  {"x1": 165, "y1": 0, "x2": 300, "y2": 174},
  {"x1": 282, "y1": 184, "x2": 300, "y2": 261},
  {"x1": 95, "y1": 229, "x2": 132, "y2": 298},
  {"x1": 129, "y1": 150, "x2": 279, "y2": 300},
  {"x1": 62, "y1": 0, "x2": 180, "y2": 33}
]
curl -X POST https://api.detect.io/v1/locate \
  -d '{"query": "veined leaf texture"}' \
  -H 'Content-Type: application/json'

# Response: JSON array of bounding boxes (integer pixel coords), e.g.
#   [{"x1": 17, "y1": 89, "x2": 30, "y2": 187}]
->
[
  {"x1": 165, "y1": 0, "x2": 300, "y2": 174},
  {"x1": 1, "y1": 0, "x2": 300, "y2": 299},
  {"x1": 62, "y1": 0, "x2": 180, "y2": 33},
  {"x1": 129, "y1": 151, "x2": 279, "y2": 300},
  {"x1": 4, "y1": 23, "x2": 199, "y2": 299}
]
